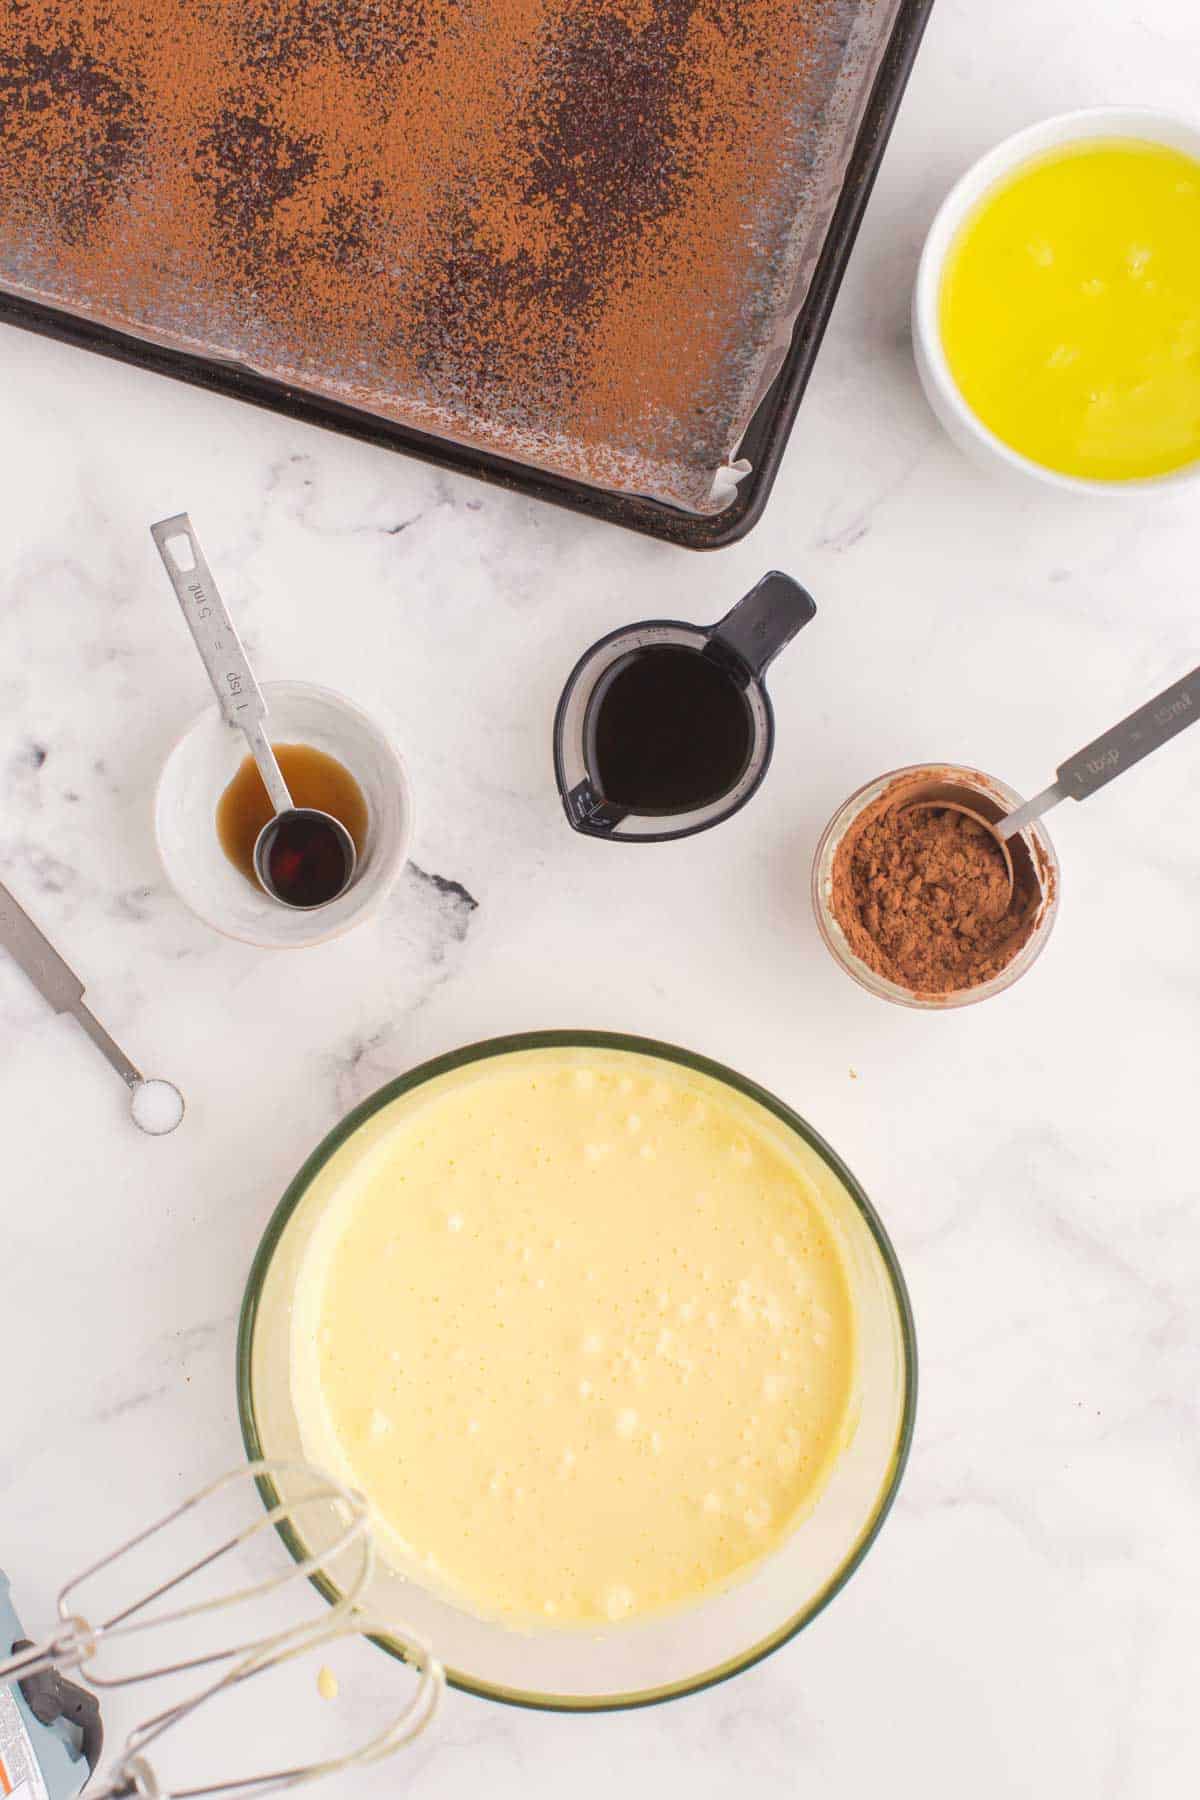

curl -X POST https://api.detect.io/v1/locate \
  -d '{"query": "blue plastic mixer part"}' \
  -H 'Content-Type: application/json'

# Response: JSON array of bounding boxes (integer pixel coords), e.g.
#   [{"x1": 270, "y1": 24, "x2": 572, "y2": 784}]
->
[{"x1": 0, "y1": 1574, "x2": 92, "y2": 1800}]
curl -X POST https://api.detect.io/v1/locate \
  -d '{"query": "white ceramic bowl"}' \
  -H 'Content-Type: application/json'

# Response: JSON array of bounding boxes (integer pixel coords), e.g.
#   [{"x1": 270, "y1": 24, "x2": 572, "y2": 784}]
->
[
  {"x1": 156, "y1": 680, "x2": 413, "y2": 948},
  {"x1": 913, "y1": 106, "x2": 1200, "y2": 495}
]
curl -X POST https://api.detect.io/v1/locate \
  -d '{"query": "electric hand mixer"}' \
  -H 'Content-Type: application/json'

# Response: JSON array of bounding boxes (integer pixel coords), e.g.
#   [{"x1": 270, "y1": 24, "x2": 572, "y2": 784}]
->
[{"x1": 0, "y1": 1461, "x2": 442, "y2": 1799}]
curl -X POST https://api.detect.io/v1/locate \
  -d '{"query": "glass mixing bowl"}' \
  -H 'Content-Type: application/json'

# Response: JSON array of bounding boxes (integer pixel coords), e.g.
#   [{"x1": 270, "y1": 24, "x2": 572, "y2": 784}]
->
[{"x1": 237, "y1": 1031, "x2": 915, "y2": 1712}]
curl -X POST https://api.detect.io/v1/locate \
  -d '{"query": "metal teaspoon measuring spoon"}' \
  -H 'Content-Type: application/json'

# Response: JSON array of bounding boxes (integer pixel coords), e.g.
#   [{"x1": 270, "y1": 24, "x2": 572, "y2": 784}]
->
[
  {"x1": 0, "y1": 881, "x2": 185, "y2": 1133},
  {"x1": 151, "y1": 514, "x2": 357, "y2": 909},
  {"x1": 902, "y1": 662, "x2": 1200, "y2": 894}
]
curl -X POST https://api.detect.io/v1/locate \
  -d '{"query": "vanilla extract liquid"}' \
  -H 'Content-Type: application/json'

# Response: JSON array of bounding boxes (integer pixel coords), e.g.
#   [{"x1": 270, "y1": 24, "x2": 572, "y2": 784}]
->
[{"x1": 217, "y1": 743, "x2": 367, "y2": 904}]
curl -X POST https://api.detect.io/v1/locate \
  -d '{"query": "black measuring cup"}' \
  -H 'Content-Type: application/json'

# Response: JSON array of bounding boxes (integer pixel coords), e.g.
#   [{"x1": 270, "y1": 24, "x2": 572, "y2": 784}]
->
[{"x1": 554, "y1": 571, "x2": 816, "y2": 842}]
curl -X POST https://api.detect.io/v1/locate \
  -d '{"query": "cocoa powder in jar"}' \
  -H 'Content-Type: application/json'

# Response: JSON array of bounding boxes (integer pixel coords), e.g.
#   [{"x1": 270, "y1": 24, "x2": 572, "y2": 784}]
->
[{"x1": 829, "y1": 783, "x2": 1044, "y2": 996}]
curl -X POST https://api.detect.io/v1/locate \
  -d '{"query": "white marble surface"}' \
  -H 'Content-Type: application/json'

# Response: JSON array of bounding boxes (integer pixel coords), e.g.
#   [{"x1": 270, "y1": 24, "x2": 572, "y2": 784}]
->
[{"x1": 3, "y1": 0, "x2": 1199, "y2": 1793}]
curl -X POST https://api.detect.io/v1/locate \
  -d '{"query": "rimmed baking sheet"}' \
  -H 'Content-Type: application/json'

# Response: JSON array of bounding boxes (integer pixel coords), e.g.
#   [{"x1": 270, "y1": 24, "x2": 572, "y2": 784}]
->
[{"x1": 0, "y1": 0, "x2": 932, "y2": 545}]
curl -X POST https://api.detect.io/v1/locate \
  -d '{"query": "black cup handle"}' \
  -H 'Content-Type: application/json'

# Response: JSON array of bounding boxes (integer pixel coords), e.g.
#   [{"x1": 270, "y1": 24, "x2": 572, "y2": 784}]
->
[{"x1": 708, "y1": 571, "x2": 816, "y2": 682}]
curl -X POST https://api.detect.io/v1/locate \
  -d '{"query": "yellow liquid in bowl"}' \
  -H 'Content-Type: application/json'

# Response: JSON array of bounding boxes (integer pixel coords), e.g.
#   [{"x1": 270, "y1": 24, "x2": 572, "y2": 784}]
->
[
  {"x1": 290, "y1": 1050, "x2": 859, "y2": 1628},
  {"x1": 939, "y1": 138, "x2": 1200, "y2": 481}
]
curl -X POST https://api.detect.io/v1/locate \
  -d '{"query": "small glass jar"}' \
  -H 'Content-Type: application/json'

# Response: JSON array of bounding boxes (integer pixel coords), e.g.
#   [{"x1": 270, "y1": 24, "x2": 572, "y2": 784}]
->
[{"x1": 811, "y1": 764, "x2": 1060, "y2": 1009}]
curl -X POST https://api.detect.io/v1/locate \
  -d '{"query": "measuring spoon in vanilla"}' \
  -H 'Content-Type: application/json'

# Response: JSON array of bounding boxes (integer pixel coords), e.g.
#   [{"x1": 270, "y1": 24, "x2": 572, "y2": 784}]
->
[
  {"x1": 152, "y1": 514, "x2": 357, "y2": 909},
  {"x1": 903, "y1": 662, "x2": 1200, "y2": 895}
]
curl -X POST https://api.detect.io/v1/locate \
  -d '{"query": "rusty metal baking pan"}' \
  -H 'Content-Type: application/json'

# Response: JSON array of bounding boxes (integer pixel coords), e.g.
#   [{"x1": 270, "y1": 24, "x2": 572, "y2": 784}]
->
[{"x1": 0, "y1": 0, "x2": 931, "y2": 548}]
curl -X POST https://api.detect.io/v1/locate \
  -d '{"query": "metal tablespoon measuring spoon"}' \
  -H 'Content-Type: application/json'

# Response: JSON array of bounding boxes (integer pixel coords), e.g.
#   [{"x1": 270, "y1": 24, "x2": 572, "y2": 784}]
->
[
  {"x1": 902, "y1": 662, "x2": 1200, "y2": 895},
  {"x1": 151, "y1": 514, "x2": 357, "y2": 909},
  {"x1": 0, "y1": 880, "x2": 185, "y2": 1133}
]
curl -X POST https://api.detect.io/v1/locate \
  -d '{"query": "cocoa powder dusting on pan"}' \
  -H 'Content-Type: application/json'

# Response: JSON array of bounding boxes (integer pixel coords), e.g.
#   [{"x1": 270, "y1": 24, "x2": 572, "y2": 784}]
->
[
  {"x1": 0, "y1": 0, "x2": 897, "y2": 510},
  {"x1": 830, "y1": 795, "x2": 1044, "y2": 996}
]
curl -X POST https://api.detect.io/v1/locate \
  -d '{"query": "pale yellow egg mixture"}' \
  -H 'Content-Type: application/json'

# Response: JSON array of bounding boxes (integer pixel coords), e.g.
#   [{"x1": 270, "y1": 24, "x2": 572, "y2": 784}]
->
[{"x1": 291, "y1": 1050, "x2": 858, "y2": 1628}]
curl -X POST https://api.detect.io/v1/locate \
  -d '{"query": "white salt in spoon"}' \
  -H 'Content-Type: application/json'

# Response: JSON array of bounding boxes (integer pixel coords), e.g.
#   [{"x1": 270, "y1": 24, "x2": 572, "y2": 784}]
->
[{"x1": 0, "y1": 879, "x2": 184, "y2": 1134}]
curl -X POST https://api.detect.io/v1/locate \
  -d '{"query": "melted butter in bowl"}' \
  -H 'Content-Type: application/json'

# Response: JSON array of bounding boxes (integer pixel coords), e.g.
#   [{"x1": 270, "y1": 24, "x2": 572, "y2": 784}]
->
[{"x1": 290, "y1": 1049, "x2": 860, "y2": 1630}]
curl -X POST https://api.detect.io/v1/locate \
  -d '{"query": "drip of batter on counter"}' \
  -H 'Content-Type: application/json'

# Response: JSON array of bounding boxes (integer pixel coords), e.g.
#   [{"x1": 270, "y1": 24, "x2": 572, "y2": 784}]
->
[{"x1": 831, "y1": 799, "x2": 1040, "y2": 995}]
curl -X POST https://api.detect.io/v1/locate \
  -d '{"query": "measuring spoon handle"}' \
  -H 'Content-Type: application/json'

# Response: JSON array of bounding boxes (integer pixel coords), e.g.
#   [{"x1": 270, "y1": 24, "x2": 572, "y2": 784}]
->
[
  {"x1": 74, "y1": 1001, "x2": 143, "y2": 1089},
  {"x1": 1056, "y1": 663, "x2": 1200, "y2": 802},
  {"x1": 151, "y1": 514, "x2": 293, "y2": 814},
  {"x1": 152, "y1": 514, "x2": 266, "y2": 729},
  {"x1": 1, "y1": 880, "x2": 143, "y2": 1087}
]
